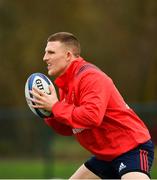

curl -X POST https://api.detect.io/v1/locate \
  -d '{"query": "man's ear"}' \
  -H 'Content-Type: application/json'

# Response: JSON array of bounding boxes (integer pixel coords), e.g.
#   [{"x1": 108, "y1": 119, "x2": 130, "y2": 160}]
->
[{"x1": 66, "y1": 51, "x2": 72, "y2": 61}]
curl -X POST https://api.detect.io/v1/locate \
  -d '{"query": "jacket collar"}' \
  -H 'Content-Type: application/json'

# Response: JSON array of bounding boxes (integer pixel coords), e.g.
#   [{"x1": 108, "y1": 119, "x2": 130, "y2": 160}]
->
[{"x1": 54, "y1": 57, "x2": 85, "y2": 89}]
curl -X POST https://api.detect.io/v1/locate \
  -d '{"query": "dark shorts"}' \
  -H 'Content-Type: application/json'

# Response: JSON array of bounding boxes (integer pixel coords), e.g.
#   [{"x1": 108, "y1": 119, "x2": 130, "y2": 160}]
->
[{"x1": 84, "y1": 140, "x2": 154, "y2": 179}]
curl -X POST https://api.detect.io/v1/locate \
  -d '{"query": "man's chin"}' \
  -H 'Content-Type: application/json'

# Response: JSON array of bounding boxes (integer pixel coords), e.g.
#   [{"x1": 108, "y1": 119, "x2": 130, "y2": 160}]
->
[
  {"x1": 48, "y1": 70, "x2": 53, "y2": 76},
  {"x1": 48, "y1": 70, "x2": 57, "y2": 76}
]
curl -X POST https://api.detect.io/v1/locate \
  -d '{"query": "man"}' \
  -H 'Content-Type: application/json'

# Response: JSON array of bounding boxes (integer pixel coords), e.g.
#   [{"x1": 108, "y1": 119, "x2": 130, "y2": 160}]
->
[{"x1": 30, "y1": 32, "x2": 154, "y2": 179}]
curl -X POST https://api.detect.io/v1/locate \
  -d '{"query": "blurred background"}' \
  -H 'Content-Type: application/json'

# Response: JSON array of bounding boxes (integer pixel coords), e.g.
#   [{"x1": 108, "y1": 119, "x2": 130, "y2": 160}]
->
[{"x1": 0, "y1": 0, "x2": 157, "y2": 178}]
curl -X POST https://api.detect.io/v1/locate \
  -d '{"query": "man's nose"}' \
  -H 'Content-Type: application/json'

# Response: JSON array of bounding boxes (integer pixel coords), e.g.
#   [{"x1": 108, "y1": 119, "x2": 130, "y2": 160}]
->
[{"x1": 43, "y1": 54, "x2": 47, "y2": 62}]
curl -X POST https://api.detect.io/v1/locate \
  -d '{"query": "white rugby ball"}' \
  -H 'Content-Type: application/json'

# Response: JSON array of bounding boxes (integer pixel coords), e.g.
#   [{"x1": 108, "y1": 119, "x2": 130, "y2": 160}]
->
[{"x1": 25, "y1": 73, "x2": 54, "y2": 118}]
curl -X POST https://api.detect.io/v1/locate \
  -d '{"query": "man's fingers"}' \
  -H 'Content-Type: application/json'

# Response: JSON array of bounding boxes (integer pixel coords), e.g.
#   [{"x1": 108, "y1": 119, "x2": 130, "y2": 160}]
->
[
  {"x1": 32, "y1": 87, "x2": 44, "y2": 96},
  {"x1": 30, "y1": 89, "x2": 43, "y2": 100},
  {"x1": 27, "y1": 96, "x2": 42, "y2": 105},
  {"x1": 27, "y1": 97, "x2": 45, "y2": 109},
  {"x1": 31, "y1": 104, "x2": 44, "y2": 109},
  {"x1": 49, "y1": 85, "x2": 56, "y2": 94}
]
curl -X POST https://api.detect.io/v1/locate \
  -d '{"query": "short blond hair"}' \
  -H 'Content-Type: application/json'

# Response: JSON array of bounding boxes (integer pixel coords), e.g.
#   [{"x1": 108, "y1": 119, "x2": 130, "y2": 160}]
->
[{"x1": 47, "y1": 32, "x2": 81, "y2": 57}]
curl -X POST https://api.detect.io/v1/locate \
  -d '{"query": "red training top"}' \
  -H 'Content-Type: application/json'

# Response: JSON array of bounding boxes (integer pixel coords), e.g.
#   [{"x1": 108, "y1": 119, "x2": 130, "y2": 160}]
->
[{"x1": 45, "y1": 57, "x2": 151, "y2": 161}]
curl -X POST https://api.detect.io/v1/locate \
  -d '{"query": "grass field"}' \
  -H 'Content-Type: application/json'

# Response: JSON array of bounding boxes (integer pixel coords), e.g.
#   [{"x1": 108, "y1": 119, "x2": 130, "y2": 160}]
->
[
  {"x1": 0, "y1": 159, "x2": 81, "y2": 179},
  {"x1": 0, "y1": 137, "x2": 156, "y2": 179},
  {"x1": 0, "y1": 158, "x2": 156, "y2": 179}
]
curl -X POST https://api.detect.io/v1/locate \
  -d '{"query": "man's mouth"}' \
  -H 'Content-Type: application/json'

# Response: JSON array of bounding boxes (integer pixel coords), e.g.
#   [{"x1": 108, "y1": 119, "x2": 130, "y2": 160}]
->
[{"x1": 47, "y1": 64, "x2": 52, "y2": 69}]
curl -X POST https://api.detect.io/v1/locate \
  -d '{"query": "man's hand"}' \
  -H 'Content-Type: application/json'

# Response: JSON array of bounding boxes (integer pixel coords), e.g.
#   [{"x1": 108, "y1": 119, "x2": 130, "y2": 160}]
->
[{"x1": 29, "y1": 85, "x2": 58, "y2": 112}]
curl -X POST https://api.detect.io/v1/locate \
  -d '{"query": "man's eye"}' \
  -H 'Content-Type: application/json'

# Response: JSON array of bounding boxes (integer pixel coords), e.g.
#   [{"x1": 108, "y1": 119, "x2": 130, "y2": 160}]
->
[{"x1": 48, "y1": 51, "x2": 55, "y2": 54}]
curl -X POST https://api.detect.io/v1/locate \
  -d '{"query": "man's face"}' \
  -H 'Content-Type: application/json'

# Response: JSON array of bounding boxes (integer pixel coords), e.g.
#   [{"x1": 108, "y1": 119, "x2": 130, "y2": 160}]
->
[{"x1": 43, "y1": 41, "x2": 70, "y2": 76}]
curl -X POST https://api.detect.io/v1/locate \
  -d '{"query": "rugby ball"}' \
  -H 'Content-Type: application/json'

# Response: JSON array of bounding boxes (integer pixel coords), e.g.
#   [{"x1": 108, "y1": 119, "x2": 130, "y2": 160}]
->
[{"x1": 25, "y1": 73, "x2": 54, "y2": 118}]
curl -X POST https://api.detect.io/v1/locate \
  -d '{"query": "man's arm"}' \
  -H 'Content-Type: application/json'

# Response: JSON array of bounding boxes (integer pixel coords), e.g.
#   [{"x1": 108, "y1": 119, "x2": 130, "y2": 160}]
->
[
  {"x1": 44, "y1": 116, "x2": 73, "y2": 136},
  {"x1": 52, "y1": 71, "x2": 112, "y2": 128}
]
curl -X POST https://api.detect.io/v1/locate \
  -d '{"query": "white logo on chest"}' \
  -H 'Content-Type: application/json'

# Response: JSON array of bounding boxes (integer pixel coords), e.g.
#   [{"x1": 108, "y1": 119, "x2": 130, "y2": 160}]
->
[{"x1": 72, "y1": 128, "x2": 85, "y2": 134}]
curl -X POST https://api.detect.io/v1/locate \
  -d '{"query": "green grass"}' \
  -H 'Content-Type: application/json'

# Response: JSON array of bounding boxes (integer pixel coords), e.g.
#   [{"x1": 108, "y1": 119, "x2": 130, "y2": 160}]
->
[
  {"x1": 0, "y1": 158, "x2": 156, "y2": 179},
  {"x1": 0, "y1": 159, "x2": 45, "y2": 179},
  {"x1": 0, "y1": 159, "x2": 81, "y2": 179},
  {"x1": 0, "y1": 140, "x2": 156, "y2": 179}
]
